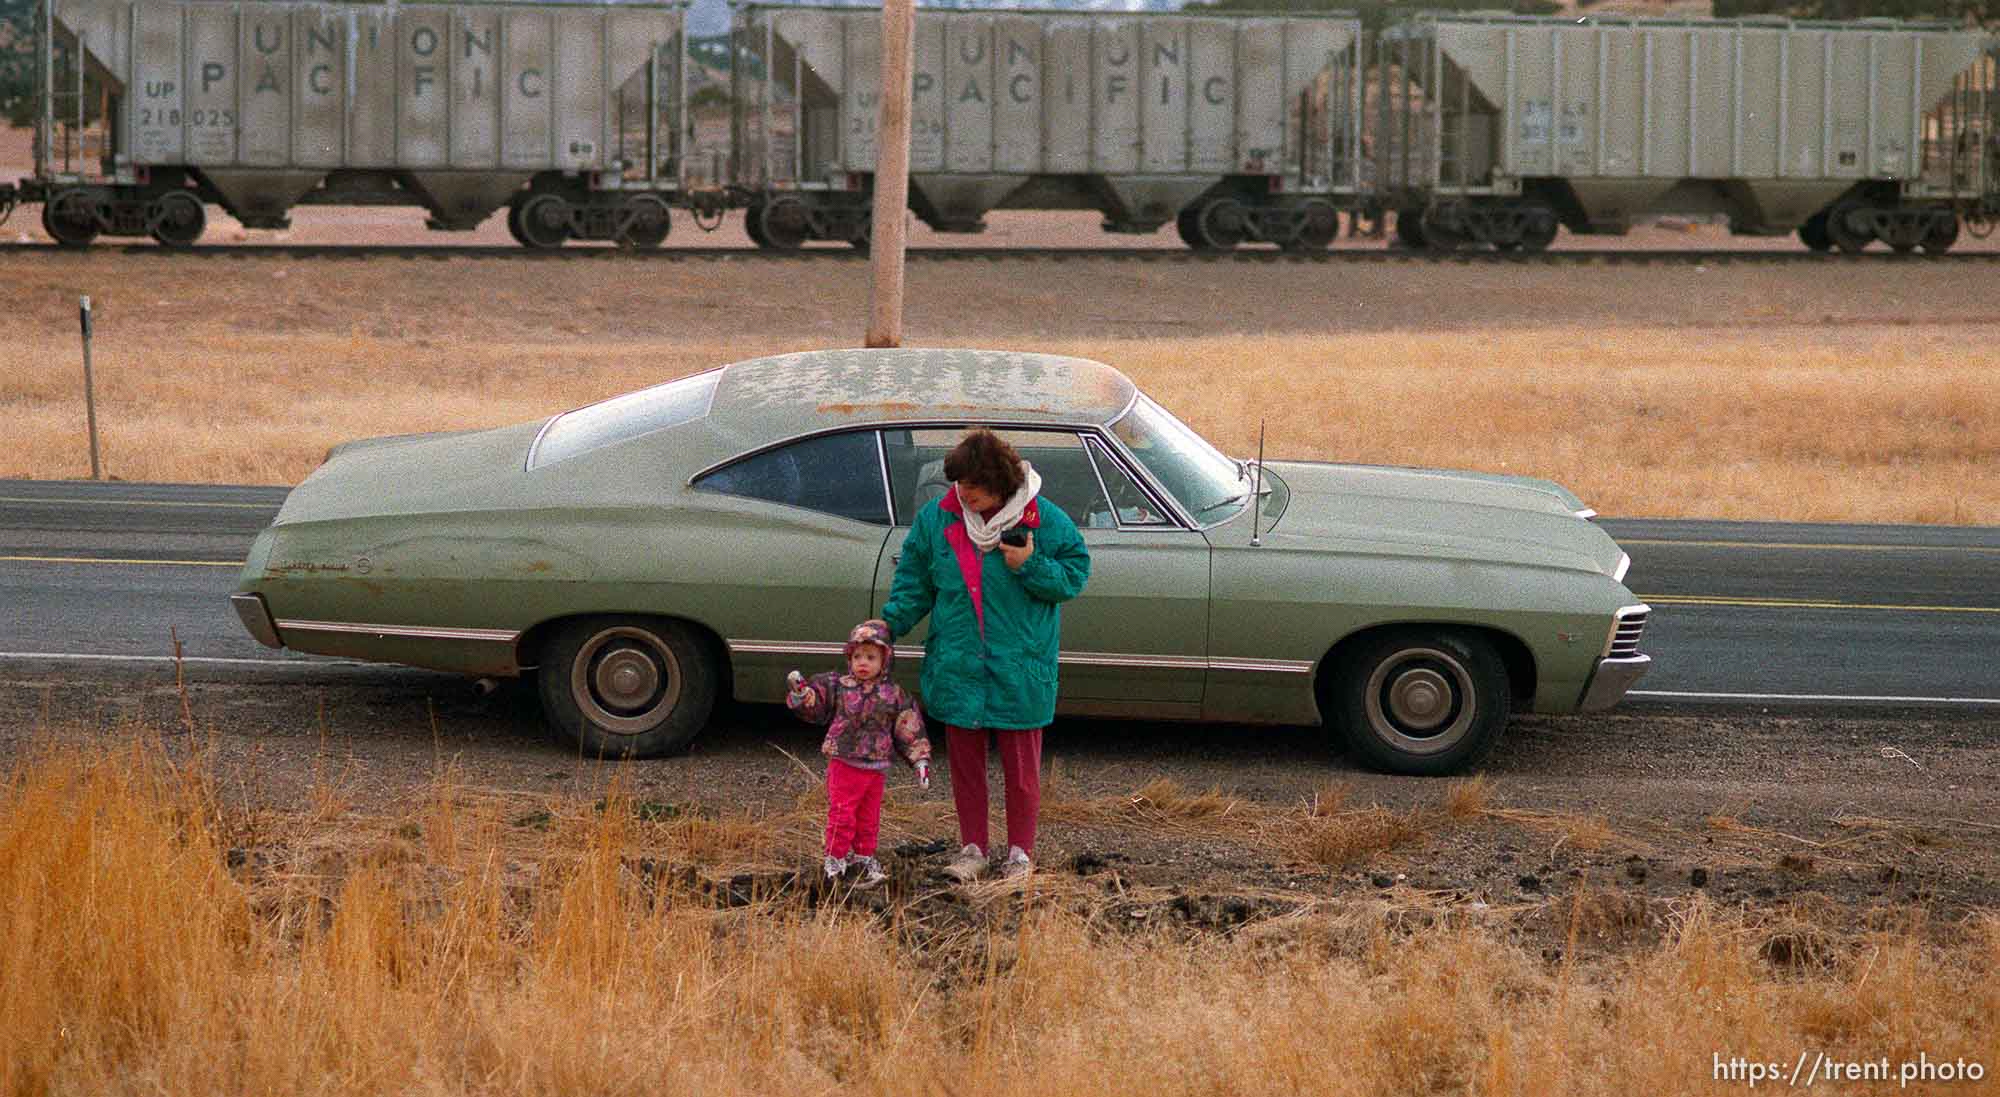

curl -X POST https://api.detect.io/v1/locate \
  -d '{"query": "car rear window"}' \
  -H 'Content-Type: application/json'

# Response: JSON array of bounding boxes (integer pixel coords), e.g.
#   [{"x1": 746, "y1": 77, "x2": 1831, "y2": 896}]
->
[
  {"x1": 528, "y1": 371, "x2": 720, "y2": 469},
  {"x1": 695, "y1": 430, "x2": 890, "y2": 525}
]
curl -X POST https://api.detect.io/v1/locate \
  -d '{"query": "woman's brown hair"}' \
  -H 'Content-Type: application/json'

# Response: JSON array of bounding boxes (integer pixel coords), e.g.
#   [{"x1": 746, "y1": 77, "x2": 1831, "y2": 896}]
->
[{"x1": 943, "y1": 428, "x2": 1026, "y2": 499}]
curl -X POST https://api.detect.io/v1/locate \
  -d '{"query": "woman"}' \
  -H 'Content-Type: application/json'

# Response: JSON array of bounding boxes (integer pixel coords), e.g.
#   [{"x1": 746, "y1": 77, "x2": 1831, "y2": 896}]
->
[{"x1": 880, "y1": 428, "x2": 1090, "y2": 881}]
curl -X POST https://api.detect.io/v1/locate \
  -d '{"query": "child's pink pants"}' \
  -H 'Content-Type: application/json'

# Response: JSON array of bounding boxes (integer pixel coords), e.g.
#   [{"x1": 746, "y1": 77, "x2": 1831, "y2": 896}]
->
[
  {"x1": 825, "y1": 759, "x2": 885, "y2": 859},
  {"x1": 945, "y1": 725, "x2": 1042, "y2": 856}
]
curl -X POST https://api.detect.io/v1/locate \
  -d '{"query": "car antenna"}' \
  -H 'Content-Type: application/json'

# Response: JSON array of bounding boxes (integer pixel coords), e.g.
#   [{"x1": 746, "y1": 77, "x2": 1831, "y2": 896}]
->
[{"x1": 1250, "y1": 418, "x2": 1266, "y2": 547}]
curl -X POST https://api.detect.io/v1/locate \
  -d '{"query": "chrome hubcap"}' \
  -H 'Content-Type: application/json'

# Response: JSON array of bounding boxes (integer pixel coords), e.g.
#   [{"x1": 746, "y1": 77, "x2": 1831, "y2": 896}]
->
[
  {"x1": 1363, "y1": 646, "x2": 1477, "y2": 756},
  {"x1": 594, "y1": 648, "x2": 660, "y2": 711},
  {"x1": 571, "y1": 626, "x2": 681, "y2": 735},
  {"x1": 1386, "y1": 667, "x2": 1451, "y2": 730}
]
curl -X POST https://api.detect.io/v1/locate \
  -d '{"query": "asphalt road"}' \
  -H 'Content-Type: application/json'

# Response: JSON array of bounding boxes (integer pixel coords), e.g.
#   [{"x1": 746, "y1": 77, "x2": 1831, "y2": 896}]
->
[{"x1": 2, "y1": 479, "x2": 1996, "y2": 709}]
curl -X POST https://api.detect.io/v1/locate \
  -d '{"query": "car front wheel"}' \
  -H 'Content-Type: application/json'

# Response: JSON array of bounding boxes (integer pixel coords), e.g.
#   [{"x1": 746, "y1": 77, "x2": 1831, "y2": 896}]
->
[
  {"x1": 1331, "y1": 630, "x2": 1509, "y2": 775},
  {"x1": 538, "y1": 616, "x2": 717, "y2": 757}
]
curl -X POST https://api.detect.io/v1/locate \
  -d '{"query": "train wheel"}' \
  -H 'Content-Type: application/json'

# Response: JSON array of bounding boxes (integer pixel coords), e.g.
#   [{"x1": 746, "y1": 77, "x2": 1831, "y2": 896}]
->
[
  {"x1": 1826, "y1": 202, "x2": 1873, "y2": 254},
  {"x1": 1393, "y1": 208, "x2": 1428, "y2": 249},
  {"x1": 516, "y1": 194, "x2": 572, "y2": 249},
  {"x1": 1192, "y1": 198, "x2": 1247, "y2": 251},
  {"x1": 42, "y1": 189, "x2": 100, "y2": 247},
  {"x1": 1281, "y1": 201, "x2": 1339, "y2": 252},
  {"x1": 505, "y1": 202, "x2": 529, "y2": 246},
  {"x1": 147, "y1": 192, "x2": 207, "y2": 247},
  {"x1": 1419, "y1": 206, "x2": 1468, "y2": 251},
  {"x1": 743, "y1": 201, "x2": 770, "y2": 248},
  {"x1": 614, "y1": 195, "x2": 671, "y2": 250},
  {"x1": 846, "y1": 217, "x2": 872, "y2": 252},
  {"x1": 1797, "y1": 212, "x2": 1832, "y2": 252},
  {"x1": 755, "y1": 196, "x2": 810, "y2": 250},
  {"x1": 1516, "y1": 202, "x2": 1558, "y2": 253},
  {"x1": 1174, "y1": 206, "x2": 1204, "y2": 249},
  {"x1": 1921, "y1": 213, "x2": 1960, "y2": 254}
]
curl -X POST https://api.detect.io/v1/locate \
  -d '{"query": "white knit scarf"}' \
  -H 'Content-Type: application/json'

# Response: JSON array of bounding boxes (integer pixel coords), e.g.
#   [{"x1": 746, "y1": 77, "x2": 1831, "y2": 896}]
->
[{"x1": 956, "y1": 462, "x2": 1041, "y2": 553}]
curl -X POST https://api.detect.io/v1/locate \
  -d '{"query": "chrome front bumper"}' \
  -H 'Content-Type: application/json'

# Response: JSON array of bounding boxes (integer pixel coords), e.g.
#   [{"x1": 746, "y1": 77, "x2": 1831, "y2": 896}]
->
[
  {"x1": 1579, "y1": 654, "x2": 1650, "y2": 712},
  {"x1": 230, "y1": 592, "x2": 283, "y2": 648}
]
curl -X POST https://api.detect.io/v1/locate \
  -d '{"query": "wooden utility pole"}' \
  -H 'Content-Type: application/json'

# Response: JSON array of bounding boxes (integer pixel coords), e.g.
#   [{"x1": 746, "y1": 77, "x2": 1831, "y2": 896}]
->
[
  {"x1": 79, "y1": 296, "x2": 101, "y2": 480},
  {"x1": 864, "y1": 0, "x2": 915, "y2": 348}
]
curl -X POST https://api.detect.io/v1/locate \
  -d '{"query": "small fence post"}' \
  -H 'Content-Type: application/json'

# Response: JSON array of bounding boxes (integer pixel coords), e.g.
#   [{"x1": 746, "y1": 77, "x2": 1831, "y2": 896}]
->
[{"x1": 79, "y1": 295, "x2": 101, "y2": 480}]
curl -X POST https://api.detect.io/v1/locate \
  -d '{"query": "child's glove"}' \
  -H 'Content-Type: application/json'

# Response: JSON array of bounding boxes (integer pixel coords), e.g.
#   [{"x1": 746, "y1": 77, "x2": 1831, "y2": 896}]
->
[
  {"x1": 785, "y1": 670, "x2": 814, "y2": 707},
  {"x1": 914, "y1": 760, "x2": 930, "y2": 791}
]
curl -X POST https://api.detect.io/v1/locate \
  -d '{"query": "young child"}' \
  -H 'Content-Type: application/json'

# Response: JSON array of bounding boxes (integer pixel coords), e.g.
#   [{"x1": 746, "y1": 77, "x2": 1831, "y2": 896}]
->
[{"x1": 786, "y1": 619, "x2": 932, "y2": 888}]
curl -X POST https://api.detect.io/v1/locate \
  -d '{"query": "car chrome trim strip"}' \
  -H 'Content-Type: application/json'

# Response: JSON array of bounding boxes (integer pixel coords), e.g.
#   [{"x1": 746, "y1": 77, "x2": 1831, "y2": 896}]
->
[
  {"x1": 873, "y1": 430, "x2": 896, "y2": 528},
  {"x1": 276, "y1": 619, "x2": 521, "y2": 644},
  {"x1": 730, "y1": 640, "x2": 851, "y2": 657},
  {"x1": 1060, "y1": 652, "x2": 1209, "y2": 670},
  {"x1": 524, "y1": 414, "x2": 560, "y2": 472},
  {"x1": 1576, "y1": 508, "x2": 1599, "y2": 520},
  {"x1": 1613, "y1": 551, "x2": 1631, "y2": 583},
  {"x1": 727, "y1": 640, "x2": 1310, "y2": 675},
  {"x1": 1205, "y1": 657, "x2": 1316, "y2": 674}
]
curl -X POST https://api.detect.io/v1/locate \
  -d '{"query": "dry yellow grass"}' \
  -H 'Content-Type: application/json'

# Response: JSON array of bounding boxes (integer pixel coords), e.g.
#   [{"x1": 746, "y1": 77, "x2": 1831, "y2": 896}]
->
[
  {"x1": 2, "y1": 324, "x2": 1995, "y2": 523},
  {"x1": 1295, "y1": 805, "x2": 1434, "y2": 867},
  {"x1": 6, "y1": 732, "x2": 1999, "y2": 1096}
]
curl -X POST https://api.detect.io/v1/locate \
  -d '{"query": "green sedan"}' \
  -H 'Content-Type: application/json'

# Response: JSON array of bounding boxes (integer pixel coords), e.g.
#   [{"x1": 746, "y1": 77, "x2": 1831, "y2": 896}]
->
[{"x1": 231, "y1": 349, "x2": 1649, "y2": 775}]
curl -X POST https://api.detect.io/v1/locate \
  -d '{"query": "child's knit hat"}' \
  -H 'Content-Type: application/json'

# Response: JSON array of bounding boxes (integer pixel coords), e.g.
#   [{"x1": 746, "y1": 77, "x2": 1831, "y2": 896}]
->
[{"x1": 845, "y1": 619, "x2": 896, "y2": 670}]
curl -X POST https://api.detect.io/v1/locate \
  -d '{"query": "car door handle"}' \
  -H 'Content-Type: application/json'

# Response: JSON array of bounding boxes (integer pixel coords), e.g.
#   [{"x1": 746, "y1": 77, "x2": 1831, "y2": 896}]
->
[{"x1": 891, "y1": 552, "x2": 901, "y2": 563}]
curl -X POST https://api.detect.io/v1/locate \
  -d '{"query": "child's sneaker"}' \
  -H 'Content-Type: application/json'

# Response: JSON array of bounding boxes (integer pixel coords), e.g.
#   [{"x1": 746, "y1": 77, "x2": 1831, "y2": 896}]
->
[
  {"x1": 998, "y1": 846, "x2": 1033, "y2": 880},
  {"x1": 942, "y1": 844, "x2": 988, "y2": 883},
  {"x1": 823, "y1": 854, "x2": 849, "y2": 882},
  {"x1": 851, "y1": 855, "x2": 888, "y2": 890}
]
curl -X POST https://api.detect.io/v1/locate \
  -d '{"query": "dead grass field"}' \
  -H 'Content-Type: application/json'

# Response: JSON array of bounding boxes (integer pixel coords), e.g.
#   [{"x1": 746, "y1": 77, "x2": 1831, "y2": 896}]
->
[
  {"x1": 4, "y1": 730, "x2": 1997, "y2": 1097},
  {"x1": 3, "y1": 322, "x2": 1994, "y2": 523}
]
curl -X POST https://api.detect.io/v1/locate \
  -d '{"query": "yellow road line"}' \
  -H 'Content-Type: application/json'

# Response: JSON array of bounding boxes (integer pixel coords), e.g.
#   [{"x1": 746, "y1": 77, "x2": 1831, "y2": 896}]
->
[
  {"x1": 0, "y1": 554, "x2": 243, "y2": 568},
  {"x1": 1620, "y1": 537, "x2": 2000, "y2": 554},
  {"x1": 1642, "y1": 595, "x2": 2000, "y2": 614},
  {"x1": 0, "y1": 495, "x2": 275, "y2": 509}
]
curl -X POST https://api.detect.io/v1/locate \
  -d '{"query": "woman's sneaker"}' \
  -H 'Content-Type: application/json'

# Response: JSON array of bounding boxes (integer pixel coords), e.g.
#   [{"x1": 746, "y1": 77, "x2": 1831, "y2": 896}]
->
[
  {"x1": 851, "y1": 855, "x2": 888, "y2": 890},
  {"x1": 823, "y1": 854, "x2": 849, "y2": 882},
  {"x1": 942, "y1": 844, "x2": 988, "y2": 883},
  {"x1": 998, "y1": 846, "x2": 1033, "y2": 880}
]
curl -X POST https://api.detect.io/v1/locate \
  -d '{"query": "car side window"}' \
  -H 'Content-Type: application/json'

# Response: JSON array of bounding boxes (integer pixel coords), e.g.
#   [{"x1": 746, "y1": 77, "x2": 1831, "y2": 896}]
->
[
  {"x1": 694, "y1": 430, "x2": 889, "y2": 525},
  {"x1": 1085, "y1": 438, "x2": 1173, "y2": 527},
  {"x1": 884, "y1": 427, "x2": 1113, "y2": 528}
]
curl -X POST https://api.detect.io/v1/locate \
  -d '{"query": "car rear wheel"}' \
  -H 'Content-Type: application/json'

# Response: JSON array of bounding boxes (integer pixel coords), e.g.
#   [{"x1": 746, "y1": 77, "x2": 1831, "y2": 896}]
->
[
  {"x1": 538, "y1": 616, "x2": 717, "y2": 757},
  {"x1": 1331, "y1": 629, "x2": 1509, "y2": 775}
]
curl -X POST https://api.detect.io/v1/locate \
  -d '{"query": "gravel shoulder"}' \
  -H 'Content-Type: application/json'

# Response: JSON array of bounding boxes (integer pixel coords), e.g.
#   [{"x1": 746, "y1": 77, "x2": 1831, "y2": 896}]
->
[{"x1": 7, "y1": 668, "x2": 1996, "y2": 950}]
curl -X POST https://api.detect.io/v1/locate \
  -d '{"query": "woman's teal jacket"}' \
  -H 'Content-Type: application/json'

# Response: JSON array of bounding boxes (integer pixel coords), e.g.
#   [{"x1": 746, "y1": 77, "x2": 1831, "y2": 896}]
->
[{"x1": 880, "y1": 495, "x2": 1090, "y2": 730}]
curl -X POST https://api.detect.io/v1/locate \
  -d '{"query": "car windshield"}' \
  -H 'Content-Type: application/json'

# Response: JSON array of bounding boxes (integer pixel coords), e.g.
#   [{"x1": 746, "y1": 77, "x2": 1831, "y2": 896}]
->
[
  {"x1": 1108, "y1": 396, "x2": 1247, "y2": 524},
  {"x1": 529, "y1": 370, "x2": 720, "y2": 469}
]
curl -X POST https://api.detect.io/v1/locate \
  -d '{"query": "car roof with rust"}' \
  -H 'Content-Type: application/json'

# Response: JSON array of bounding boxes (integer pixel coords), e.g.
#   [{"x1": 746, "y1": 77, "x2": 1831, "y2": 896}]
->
[{"x1": 707, "y1": 348, "x2": 1138, "y2": 441}]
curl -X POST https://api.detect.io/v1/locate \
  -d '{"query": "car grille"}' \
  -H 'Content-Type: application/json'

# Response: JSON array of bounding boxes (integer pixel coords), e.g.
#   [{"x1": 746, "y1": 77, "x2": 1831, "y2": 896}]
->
[{"x1": 1609, "y1": 609, "x2": 1648, "y2": 658}]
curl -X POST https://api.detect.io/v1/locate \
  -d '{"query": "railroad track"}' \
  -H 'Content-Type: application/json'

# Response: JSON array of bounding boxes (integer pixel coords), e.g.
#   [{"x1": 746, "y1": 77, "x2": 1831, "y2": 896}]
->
[{"x1": 4, "y1": 242, "x2": 1999, "y2": 263}]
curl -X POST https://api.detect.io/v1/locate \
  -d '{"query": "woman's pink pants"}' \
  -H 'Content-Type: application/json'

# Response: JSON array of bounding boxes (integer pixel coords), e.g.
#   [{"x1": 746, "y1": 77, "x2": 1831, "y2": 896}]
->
[{"x1": 945, "y1": 725, "x2": 1043, "y2": 856}]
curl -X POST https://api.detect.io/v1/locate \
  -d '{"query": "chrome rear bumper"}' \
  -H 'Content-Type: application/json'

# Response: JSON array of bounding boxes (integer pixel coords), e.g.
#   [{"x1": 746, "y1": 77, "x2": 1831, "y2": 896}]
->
[
  {"x1": 1579, "y1": 654, "x2": 1650, "y2": 712},
  {"x1": 230, "y1": 592, "x2": 283, "y2": 648}
]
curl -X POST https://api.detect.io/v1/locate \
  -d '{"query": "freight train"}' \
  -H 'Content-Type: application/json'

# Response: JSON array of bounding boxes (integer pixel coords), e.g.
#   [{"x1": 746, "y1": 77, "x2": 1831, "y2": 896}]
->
[{"x1": 2, "y1": 0, "x2": 1996, "y2": 253}]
